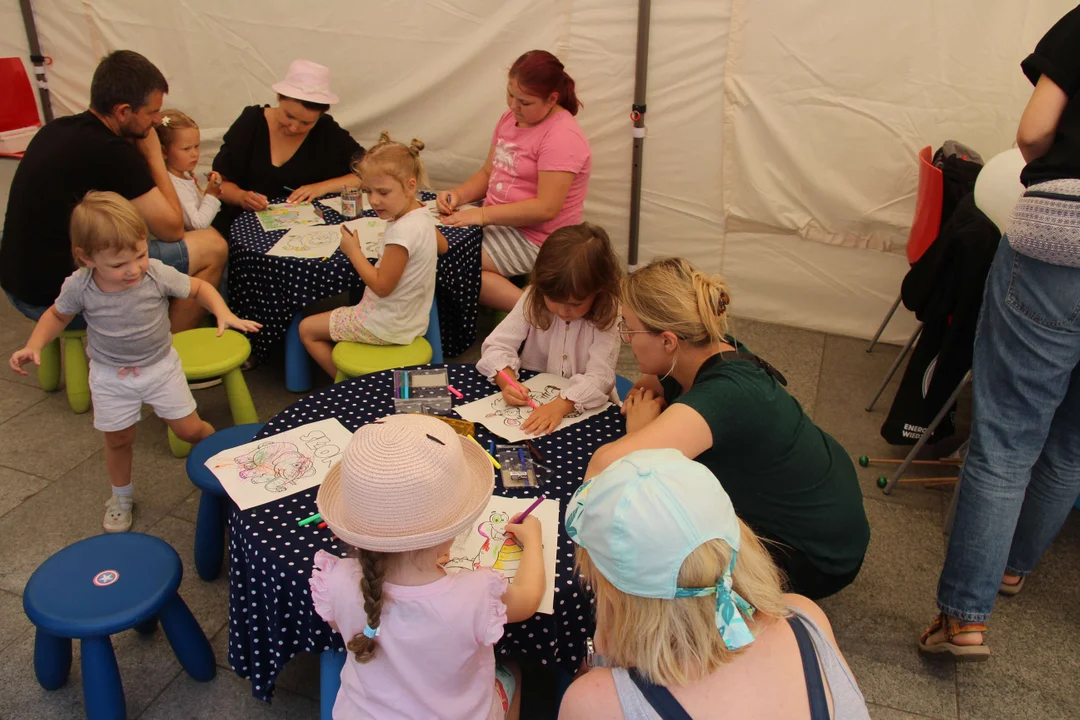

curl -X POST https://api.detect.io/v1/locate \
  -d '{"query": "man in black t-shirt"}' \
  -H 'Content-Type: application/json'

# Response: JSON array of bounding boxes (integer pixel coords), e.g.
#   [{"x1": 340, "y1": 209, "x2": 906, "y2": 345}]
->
[{"x1": 1, "y1": 50, "x2": 227, "y2": 331}]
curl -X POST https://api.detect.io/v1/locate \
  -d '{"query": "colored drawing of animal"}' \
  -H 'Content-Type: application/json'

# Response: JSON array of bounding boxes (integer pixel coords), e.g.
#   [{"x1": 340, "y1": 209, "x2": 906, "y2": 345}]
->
[
  {"x1": 485, "y1": 384, "x2": 583, "y2": 426},
  {"x1": 445, "y1": 511, "x2": 515, "y2": 573},
  {"x1": 233, "y1": 441, "x2": 316, "y2": 493},
  {"x1": 280, "y1": 229, "x2": 337, "y2": 252}
]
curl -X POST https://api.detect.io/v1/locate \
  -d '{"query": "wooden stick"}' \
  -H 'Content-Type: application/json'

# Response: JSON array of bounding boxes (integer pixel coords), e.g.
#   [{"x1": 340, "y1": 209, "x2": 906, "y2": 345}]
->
[
  {"x1": 866, "y1": 458, "x2": 962, "y2": 466},
  {"x1": 894, "y1": 476, "x2": 958, "y2": 484}
]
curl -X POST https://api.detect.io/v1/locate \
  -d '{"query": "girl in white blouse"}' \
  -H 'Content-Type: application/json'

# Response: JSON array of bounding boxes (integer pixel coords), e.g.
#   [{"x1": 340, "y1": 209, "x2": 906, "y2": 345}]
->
[
  {"x1": 476, "y1": 222, "x2": 621, "y2": 435},
  {"x1": 158, "y1": 109, "x2": 223, "y2": 231}
]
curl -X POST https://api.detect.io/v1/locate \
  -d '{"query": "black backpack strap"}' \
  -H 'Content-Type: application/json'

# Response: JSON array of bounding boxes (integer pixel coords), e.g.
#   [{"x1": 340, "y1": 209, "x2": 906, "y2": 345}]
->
[
  {"x1": 787, "y1": 616, "x2": 831, "y2": 720},
  {"x1": 628, "y1": 669, "x2": 695, "y2": 720}
]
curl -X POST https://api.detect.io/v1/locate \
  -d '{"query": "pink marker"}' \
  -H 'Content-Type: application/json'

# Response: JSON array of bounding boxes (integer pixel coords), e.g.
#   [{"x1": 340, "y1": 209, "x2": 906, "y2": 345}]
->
[
  {"x1": 447, "y1": 384, "x2": 464, "y2": 400},
  {"x1": 515, "y1": 494, "x2": 548, "y2": 523},
  {"x1": 498, "y1": 369, "x2": 539, "y2": 409}
]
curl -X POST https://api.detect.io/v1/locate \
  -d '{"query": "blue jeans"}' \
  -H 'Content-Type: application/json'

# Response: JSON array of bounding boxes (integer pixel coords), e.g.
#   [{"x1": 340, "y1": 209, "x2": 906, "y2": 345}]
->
[
  {"x1": 148, "y1": 238, "x2": 190, "y2": 274},
  {"x1": 937, "y1": 237, "x2": 1080, "y2": 622},
  {"x1": 5, "y1": 292, "x2": 86, "y2": 330}
]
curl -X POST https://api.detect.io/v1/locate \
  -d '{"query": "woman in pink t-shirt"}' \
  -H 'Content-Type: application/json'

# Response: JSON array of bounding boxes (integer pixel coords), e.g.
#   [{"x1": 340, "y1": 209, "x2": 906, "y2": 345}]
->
[{"x1": 438, "y1": 50, "x2": 592, "y2": 311}]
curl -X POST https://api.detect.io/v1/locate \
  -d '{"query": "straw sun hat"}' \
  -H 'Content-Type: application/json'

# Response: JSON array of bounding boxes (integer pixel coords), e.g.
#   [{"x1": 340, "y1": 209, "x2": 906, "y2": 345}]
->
[
  {"x1": 316, "y1": 415, "x2": 494, "y2": 553},
  {"x1": 271, "y1": 59, "x2": 340, "y2": 106}
]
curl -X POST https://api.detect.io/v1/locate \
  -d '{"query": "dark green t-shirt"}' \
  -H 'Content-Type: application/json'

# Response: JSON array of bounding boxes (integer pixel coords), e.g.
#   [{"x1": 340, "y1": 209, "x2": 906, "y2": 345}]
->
[{"x1": 662, "y1": 348, "x2": 869, "y2": 576}]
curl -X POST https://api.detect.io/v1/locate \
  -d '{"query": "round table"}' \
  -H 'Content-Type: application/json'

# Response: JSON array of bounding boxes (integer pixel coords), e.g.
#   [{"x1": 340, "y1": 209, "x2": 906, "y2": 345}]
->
[
  {"x1": 226, "y1": 192, "x2": 483, "y2": 362},
  {"x1": 226, "y1": 364, "x2": 626, "y2": 701}
]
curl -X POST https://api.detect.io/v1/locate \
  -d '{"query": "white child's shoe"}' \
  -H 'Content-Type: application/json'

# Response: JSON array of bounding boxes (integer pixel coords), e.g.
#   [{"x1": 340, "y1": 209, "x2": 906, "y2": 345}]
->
[{"x1": 103, "y1": 495, "x2": 133, "y2": 533}]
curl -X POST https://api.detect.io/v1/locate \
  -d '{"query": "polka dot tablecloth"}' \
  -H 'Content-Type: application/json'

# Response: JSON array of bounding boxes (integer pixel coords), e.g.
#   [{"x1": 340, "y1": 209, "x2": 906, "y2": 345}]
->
[
  {"x1": 226, "y1": 364, "x2": 626, "y2": 701},
  {"x1": 226, "y1": 192, "x2": 482, "y2": 362}
]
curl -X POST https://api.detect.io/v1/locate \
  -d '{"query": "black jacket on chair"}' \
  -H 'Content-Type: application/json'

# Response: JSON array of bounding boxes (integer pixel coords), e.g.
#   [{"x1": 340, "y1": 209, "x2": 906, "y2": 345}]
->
[{"x1": 881, "y1": 192, "x2": 1000, "y2": 445}]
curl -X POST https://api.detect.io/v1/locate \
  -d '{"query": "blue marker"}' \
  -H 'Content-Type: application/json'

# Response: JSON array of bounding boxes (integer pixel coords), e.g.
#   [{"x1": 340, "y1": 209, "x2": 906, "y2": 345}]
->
[
  {"x1": 402, "y1": 370, "x2": 409, "y2": 399},
  {"x1": 283, "y1": 185, "x2": 296, "y2": 193},
  {"x1": 518, "y1": 448, "x2": 527, "y2": 470}
]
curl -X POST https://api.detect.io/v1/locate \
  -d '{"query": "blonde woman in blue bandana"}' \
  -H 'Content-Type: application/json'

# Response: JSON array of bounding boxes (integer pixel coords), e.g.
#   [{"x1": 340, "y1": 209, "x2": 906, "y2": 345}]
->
[{"x1": 559, "y1": 450, "x2": 870, "y2": 720}]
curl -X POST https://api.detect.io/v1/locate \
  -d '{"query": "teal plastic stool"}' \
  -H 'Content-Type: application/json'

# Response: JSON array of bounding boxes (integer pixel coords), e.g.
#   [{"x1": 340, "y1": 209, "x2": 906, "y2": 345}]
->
[
  {"x1": 38, "y1": 329, "x2": 91, "y2": 414},
  {"x1": 169, "y1": 329, "x2": 259, "y2": 458}
]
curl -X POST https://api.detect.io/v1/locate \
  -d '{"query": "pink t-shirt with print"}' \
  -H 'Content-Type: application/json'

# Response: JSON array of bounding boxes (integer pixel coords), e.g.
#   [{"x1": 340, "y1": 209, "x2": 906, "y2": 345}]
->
[{"x1": 484, "y1": 108, "x2": 591, "y2": 246}]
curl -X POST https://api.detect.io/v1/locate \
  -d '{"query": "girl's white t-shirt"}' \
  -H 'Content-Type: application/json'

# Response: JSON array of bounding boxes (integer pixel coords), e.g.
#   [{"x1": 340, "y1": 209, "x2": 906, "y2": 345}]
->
[{"x1": 357, "y1": 205, "x2": 438, "y2": 345}]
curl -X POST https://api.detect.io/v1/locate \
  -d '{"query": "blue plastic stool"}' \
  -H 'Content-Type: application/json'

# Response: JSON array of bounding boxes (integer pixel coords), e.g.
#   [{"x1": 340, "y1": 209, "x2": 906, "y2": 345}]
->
[
  {"x1": 615, "y1": 374, "x2": 634, "y2": 401},
  {"x1": 23, "y1": 533, "x2": 215, "y2": 719},
  {"x1": 321, "y1": 648, "x2": 346, "y2": 719},
  {"x1": 284, "y1": 313, "x2": 311, "y2": 393},
  {"x1": 185, "y1": 423, "x2": 265, "y2": 581}
]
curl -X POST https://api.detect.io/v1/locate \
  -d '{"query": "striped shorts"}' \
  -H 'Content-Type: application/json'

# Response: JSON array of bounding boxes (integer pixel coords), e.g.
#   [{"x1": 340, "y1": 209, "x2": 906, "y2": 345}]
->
[{"x1": 483, "y1": 225, "x2": 540, "y2": 277}]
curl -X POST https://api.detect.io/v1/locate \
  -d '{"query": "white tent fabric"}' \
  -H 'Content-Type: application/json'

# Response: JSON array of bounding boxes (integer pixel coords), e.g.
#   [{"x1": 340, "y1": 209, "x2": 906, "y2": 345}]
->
[{"x1": 1, "y1": 1, "x2": 1073, "y2": 342}]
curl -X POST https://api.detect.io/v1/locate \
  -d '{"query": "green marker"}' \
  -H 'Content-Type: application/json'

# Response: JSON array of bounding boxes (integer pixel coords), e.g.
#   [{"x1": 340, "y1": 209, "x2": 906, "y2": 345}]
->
[{"x1": 298, "y1": 512, "x2": 322, "y2": 526}]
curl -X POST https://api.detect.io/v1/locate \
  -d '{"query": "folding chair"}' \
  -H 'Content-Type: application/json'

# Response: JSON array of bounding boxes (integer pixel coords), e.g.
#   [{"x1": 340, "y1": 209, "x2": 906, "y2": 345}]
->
[
  {"x1": 0, "y1": 57, "x2": 42, "y2": 157},
  {"x1": 865, "y1": 146, "x2": 942, "y2": 411}
]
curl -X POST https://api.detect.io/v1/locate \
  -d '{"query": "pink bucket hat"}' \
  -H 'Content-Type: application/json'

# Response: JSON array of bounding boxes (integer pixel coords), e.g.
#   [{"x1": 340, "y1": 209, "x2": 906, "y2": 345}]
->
[
  {"x1": 272, "y1": 59, "x2": 339, "y2": 106},
  {"x1": 316, "y1": 415, "x2": 494, "y2": 552}
]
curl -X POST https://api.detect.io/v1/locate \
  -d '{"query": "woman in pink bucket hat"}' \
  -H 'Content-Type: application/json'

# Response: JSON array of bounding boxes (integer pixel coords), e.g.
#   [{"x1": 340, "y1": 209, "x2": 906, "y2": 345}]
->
[
  {"x1": 211, "y1": 59, "x2": 364, "y2": 235},
  {"x1": 309, "y1": 414, "x2": 546, "y2": 719}
]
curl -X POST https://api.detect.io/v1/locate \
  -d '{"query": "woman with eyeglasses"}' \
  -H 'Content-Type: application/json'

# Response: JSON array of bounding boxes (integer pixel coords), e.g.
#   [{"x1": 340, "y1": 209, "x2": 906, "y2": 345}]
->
[{"x1": 590, "y1": 257, "x2": 869, "y2": 600}]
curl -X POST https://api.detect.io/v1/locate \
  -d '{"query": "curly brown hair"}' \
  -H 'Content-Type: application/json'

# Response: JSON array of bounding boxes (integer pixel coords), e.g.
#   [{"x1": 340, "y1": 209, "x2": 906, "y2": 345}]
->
[{"x1": 523, "y1": 222, "x2": 621, "y2": 331}]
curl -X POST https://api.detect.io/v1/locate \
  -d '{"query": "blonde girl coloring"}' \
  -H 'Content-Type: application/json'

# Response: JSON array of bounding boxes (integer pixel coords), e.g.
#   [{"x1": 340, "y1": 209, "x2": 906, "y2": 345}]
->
[
  {"x1": 476, "y1": 222, "x2": 621, "y2": 435},
  {"x1": 299, "y1": 132, "x2": 447, "y2": 378},
  {"x1": 310, "y1": 415, "x2": 545, "y2": 719},
  {"x1": 158, "y1": 109, "x2": 223, "y2": 231}
]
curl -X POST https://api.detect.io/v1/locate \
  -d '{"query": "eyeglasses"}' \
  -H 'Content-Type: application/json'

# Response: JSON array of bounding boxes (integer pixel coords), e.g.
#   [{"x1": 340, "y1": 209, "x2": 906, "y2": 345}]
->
[{"x1": 617, "y1": 319, "x2": 653, "y2": 343}]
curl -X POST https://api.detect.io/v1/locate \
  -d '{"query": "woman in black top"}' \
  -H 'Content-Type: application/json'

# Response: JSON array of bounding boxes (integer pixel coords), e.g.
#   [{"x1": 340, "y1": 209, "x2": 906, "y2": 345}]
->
[
  {"x1": 213, "y1": 59, "x2": 363, "y2": 236},
  {"x1": 920, "y1": 6, "x2": 1080, "y2": 660}
]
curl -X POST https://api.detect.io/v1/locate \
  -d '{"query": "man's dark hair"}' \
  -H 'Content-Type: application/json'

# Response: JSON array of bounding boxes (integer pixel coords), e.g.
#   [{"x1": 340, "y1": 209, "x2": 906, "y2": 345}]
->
[{"x1": 89, "y1": 50, "x2": 168, "y2": 115}]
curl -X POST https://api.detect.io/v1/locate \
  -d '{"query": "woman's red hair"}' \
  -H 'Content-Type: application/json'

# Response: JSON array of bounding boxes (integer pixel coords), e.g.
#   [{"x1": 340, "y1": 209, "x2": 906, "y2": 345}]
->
[{"x1": 509, "y1": 50, "x2": 581, "y2": 116}]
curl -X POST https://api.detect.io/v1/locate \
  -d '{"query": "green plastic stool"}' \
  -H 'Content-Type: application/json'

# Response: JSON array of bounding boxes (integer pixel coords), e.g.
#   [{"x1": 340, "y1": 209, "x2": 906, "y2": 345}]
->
[
  {"x1": 37, "y1": 330, "x2": 91, "y2": 414},
  {"x1": 169, "y1": 329, "x2": 258, "y2": 458},
  {"x1": 332, "y1": 339, "x2": 433, "y2": 382}
]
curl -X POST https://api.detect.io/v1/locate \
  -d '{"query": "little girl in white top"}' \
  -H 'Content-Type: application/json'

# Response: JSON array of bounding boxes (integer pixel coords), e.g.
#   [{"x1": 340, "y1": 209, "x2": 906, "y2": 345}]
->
[
  {"x1": 476, "y1": 222, "x2": 622, "y2": 436},
  {"x1": 159, "y1": 109, "x2": 222, "y2": 231},
  {"x1": 310, "y1": 414, "x2": 545, "y2": 719},
  {"x1": 300, "y1": 132, "x2": 447, "y2": 379}
]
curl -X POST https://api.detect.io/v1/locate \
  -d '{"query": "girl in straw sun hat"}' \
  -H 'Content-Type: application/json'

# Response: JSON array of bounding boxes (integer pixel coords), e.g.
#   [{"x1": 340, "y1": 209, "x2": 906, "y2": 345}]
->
[{"x1": 310, "y1": 414, "x2": 545, "y2": 720}]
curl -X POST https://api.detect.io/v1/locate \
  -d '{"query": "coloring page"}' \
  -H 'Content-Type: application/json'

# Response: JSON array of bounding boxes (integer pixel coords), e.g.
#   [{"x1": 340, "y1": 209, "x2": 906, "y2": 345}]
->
[
  {"x1": 204, "y1": 418, "x2": 354, "y2": 511},
  {"x1": 444, "y1": 496, "x2": 560, "y2": 614},
  {"x1": 453, "y1": 373, "x2": 611, "y2": 442},
  {"x1": 256, "y1": 202, "x2": 324, "y2": 232},
  {"x1": 266, "y1": 225, "x2": 343, "y2": 259},
  {"x1": 343, "y1": 217, "x2": 388, "y2": 258}
]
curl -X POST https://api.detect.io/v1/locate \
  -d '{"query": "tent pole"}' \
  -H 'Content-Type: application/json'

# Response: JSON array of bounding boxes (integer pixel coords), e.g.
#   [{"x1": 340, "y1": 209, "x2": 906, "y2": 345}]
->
[
  {"x1": 627, "y1": 0, "x2": 651, "y2": 269},
  {"x1": 19, "y1": 0, "x2": 54, "y2": 122}
]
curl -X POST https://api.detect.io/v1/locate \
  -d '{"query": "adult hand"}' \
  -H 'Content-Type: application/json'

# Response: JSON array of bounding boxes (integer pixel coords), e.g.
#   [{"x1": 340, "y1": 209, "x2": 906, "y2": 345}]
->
[
  {"x1": 522, "y1": 398, "x2": 572, "y2": 436},
  {"x1": 436, "y1": 190, "x2": 460, "y2": 215},
  {"x1": 241, "y1": 191, "x2": 270, "y2": 212},
  {"x1": 623, "y1": 388, "x2": 667, "y2": 433},
  {"x1": 8, "y1": 347, "x2": 40, "y2": 376},
  {"x1": 287, "y1": 184, "x2": 324, "y2": 204},
  {"x1": 505, "y1": 514, "x2": 542, "y2": 548},
  {"x1": 217, "y1": 314, "x2": 263, "y2": 336},
  {"x1": 339, "y1": 225, "x2": 361, "y2": 258},
  {"x1": 133, "y1": 126, "x2": 163, "y2": 161},
  {"x1": 439, "y1": 206, "x2": 483, "y2": 228}
]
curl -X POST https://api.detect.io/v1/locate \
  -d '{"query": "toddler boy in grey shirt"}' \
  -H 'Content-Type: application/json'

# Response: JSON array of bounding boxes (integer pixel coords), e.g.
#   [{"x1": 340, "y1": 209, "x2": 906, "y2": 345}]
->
[{"x1": 9, "y1": 191, "x2": 260, "y2": 532}]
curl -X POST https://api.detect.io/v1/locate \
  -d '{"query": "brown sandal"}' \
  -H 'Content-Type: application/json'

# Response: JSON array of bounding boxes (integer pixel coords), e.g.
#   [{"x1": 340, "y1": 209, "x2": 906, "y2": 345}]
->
[{"x1": 918, "y1": 613, "x2": 990, "y2": 661}]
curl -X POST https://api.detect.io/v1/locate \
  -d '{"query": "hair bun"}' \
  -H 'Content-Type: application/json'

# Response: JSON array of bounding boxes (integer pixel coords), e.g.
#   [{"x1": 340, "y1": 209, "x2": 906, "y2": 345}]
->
[{"x1": 409, "y1": 138, "x2": 425, "y2": 155}]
